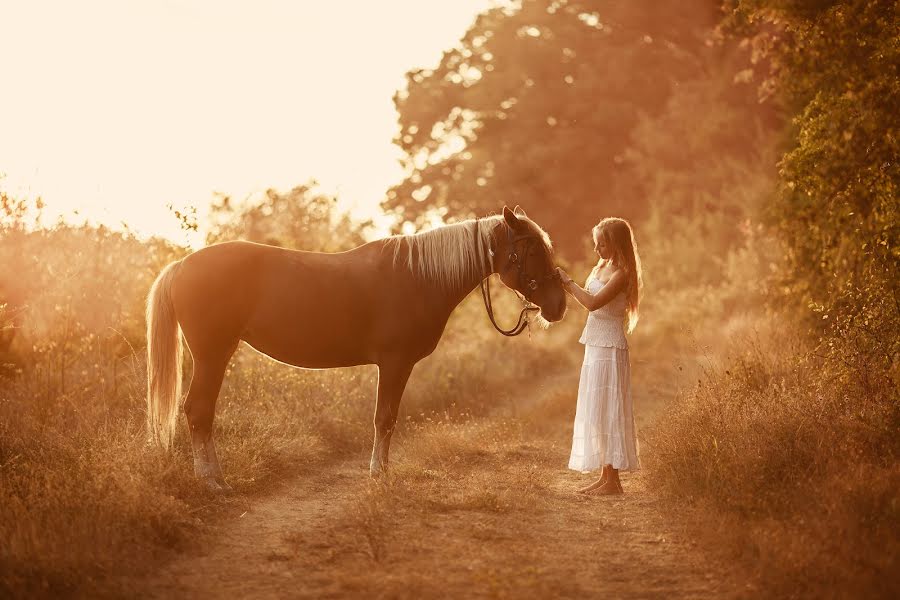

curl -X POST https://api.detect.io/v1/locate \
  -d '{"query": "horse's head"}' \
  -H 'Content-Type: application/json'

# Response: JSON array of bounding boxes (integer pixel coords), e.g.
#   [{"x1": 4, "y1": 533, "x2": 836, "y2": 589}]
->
[{"x1": 493, "y1": 206, "x2": 567, "y2": 323}]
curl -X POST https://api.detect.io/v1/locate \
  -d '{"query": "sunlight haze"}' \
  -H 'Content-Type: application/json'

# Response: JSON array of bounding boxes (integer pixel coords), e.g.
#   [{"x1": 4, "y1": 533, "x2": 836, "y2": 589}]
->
[{"x1": 0, "y1": 0, "x2": 493, "y2": 244}]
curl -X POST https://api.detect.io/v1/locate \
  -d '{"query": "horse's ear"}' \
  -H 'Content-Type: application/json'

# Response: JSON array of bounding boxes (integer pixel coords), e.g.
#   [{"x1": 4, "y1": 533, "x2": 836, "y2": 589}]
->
[
  {"x1": 503, "y1": 206, "x2": 522, "y2": 230},
  {"x1": 513, "y1": 205, "x2": 527, "y2": 218}
]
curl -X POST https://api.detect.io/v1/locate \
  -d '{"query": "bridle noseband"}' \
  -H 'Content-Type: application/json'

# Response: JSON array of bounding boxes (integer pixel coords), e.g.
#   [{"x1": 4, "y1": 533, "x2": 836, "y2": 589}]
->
[{"x1": 473, "y1": 217, "x2": 560, "y2": 337}]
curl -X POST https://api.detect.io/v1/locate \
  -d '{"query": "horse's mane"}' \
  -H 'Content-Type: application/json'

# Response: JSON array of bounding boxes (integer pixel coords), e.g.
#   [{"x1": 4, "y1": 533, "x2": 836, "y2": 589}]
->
[{"x1": 386, "y1": 214, "x2": 553, "y2": 289}]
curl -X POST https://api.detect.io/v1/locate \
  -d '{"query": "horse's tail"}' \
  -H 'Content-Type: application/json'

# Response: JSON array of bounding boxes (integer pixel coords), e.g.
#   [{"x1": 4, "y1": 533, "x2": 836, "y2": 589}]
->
[{"x1": 146, "y1": 260, "x2": 184, "y2": 450}]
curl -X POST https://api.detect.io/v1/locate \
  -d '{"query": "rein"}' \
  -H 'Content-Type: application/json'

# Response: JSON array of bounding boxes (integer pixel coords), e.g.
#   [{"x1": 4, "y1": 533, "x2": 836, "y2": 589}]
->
[{"x1": 473, "y1": 217, "x2": 542, "y2": 337}]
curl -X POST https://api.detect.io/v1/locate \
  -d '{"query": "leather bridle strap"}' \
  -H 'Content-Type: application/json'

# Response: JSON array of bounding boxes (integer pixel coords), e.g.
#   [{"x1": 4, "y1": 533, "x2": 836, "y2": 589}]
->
[{"x1": 474, "y1": 217, "x2": 540, "y2": 337}]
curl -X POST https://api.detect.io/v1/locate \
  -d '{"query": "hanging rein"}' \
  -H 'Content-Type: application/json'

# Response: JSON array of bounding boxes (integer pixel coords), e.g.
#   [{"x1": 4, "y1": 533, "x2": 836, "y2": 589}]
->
[{"x1": 473, "y1": 217, "x2": 558, "y2": 337}]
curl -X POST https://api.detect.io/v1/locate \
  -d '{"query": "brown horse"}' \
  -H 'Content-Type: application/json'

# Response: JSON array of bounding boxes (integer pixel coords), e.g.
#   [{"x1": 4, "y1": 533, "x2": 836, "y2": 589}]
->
[{"x1": 146, "y1": 206, "x2": 566, "y2": 491}]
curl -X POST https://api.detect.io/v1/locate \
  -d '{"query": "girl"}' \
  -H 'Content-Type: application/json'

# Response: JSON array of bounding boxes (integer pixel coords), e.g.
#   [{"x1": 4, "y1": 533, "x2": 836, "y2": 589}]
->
[{"x1": 557, "y1": 217, "x2": 642, "y2": 495}]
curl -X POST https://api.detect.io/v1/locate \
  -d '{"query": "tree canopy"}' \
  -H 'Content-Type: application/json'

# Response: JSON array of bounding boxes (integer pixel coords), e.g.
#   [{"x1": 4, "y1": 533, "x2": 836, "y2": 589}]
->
[
  {"x1": 384, "y1": 0, "x2": 775, "y2": 258},
  {"x1": 729, "y1": 0, "x2": 898, "y2": 307},
  {"x1": 206, "y1": 184, "x2": 368, "y2": 252}
]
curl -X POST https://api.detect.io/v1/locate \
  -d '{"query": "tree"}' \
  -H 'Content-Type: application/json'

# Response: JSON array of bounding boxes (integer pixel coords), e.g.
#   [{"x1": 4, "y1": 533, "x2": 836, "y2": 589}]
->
[
  {"x1": 728, "y1": 0, "x2": 898, "y2": 342},
  {"x1": 206, "y1": 183, "x2": 368, "y2": 252},
  {"x1": 384, "y1": 0, "x2": 771, "y2": 257}
]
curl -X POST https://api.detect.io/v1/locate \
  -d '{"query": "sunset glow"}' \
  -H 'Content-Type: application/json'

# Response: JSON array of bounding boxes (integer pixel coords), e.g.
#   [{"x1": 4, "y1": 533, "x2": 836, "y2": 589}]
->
[
  {"x1": 0, "y1": 0, "x2": 493, "y2": 244},
  {"x1": 2, "y1": 2, "x2": 894, "y2": 597}
]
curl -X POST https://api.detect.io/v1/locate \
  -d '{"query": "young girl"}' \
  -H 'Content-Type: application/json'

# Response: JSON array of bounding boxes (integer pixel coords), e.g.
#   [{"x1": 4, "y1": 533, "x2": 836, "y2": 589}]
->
[{"x1": 557, "y1": 217, "x2": 642, "y2": 495}]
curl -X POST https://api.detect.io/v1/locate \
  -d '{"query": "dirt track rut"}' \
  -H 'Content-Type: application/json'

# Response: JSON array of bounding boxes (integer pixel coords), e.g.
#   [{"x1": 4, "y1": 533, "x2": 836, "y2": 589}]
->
[{"x1": 135, "y1": 375, "x2": 752, "y2": 599}]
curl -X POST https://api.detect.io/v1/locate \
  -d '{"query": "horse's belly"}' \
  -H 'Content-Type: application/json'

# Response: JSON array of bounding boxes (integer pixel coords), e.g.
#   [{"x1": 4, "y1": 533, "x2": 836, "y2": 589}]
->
[{"x1": 241, "y1": 327, "x2": 372, "y2": 369}]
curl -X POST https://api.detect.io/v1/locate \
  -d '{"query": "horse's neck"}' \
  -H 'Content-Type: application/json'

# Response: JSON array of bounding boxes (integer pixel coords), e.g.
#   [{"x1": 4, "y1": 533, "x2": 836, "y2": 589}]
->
[
  {"x1": 390, "y1": 223, "x2": 496, "y2": 313},
  {"x1": 420, "y1": 251, "x2": 495, "y2": 318},
  {"x1": 453, "y1": 232, "x2": 498, "y2": 310},
  {"x1": 440, "y1": 267, "x2": 491, "y2": 314}
]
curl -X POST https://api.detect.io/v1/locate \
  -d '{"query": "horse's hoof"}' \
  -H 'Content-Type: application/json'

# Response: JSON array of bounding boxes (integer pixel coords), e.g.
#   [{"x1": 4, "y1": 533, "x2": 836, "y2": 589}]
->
[{"x1": 202, "y1": 476, "x2": 233, "y2": 495}]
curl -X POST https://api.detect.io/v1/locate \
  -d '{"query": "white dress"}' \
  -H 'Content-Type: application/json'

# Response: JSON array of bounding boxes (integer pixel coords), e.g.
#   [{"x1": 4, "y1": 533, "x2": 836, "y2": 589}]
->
[{"x1": 568, "y1": 277, "x2": 640, "y2": 472}]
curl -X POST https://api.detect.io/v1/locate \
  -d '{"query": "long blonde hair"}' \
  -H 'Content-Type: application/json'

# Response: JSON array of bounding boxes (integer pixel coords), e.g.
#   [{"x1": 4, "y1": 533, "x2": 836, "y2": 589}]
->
[{"x1": 589, "y1": 217, "x2": 642, "y2": 333}]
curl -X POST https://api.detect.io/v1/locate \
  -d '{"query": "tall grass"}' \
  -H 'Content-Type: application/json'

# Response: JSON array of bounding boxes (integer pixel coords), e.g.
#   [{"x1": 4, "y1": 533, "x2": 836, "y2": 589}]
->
[
  {"x1": 0, "y1": 221, "x2": 577, "y2": 597},
  {"x1": 644, "y1": 308, "x2": 899, "y2": 598},
  {"x1": 625, "y1": 177, "x2": 900, "y2": 598}
]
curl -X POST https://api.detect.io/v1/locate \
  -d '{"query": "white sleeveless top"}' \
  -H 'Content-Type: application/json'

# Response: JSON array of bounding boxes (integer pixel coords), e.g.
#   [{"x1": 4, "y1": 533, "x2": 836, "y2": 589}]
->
[{"x1": 578, "y1": 277, "x2": 628, "y2": 349}]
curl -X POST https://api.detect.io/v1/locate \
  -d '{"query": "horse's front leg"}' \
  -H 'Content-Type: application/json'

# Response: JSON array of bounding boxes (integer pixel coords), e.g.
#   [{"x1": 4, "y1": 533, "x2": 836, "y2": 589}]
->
[{"x1": 370, "y1": 358, "x2": 415, "y2": 477}]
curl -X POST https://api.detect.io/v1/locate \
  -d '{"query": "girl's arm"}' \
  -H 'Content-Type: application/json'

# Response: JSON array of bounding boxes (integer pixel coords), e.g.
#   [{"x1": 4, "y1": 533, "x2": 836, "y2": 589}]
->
[{"x1": 561, "y1": 269, "x2": 628, "y2": 312}]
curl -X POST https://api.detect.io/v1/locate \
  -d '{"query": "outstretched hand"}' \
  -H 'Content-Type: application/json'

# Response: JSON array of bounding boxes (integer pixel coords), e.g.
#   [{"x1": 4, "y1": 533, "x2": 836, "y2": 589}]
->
[{"x1": 557, "y1": 267, "x2": 574, "y2": 290}]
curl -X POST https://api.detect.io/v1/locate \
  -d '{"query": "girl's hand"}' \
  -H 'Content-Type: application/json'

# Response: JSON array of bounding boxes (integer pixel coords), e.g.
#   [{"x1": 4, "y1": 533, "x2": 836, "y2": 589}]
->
[{"x1": 557, "y1": 267, "x2": 573, "y2": 289}]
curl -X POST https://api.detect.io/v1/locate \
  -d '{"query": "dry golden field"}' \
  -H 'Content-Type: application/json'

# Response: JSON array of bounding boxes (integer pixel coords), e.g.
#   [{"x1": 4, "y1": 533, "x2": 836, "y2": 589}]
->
[
  {"x1": 2, "y1": 0, "x2": 899, "y2": 597},
  {"x1": 2, "y1": 211, "x2": 897, "y2": 599},
  {"x1": 0, "y1": 220, "x2": 740, "y2": 598}
]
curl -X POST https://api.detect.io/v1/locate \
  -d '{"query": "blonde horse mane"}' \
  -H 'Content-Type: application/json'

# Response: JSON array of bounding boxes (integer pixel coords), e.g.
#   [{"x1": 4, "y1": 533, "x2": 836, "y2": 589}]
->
[{"x1": 387, "y1": 214, "x2": 553, "y2": 289}]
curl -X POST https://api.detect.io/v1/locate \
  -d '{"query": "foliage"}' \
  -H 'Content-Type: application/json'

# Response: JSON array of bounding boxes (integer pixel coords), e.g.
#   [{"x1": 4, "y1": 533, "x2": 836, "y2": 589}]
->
[
  {"x1": 384, "y1": 0, "x2": 776, "y2": 257},
  {"x1": 206, "y1": 183, "x2": 369, "y2": 251},
  {"x1": 727, "y1": 0, "x2": 899, "y2": 335},
  {"x1": 625, "y1": 69, "x2": 779, "y2": 294},
  {"x1": 645, "y1": 2, "x2": 900, "y2": 597},
  {"x1": 0, "y1": 197, "x2": 182, "y2": 386},
  {"x1": 646, "y1": 333, "x2": 899, "y2": 599}
]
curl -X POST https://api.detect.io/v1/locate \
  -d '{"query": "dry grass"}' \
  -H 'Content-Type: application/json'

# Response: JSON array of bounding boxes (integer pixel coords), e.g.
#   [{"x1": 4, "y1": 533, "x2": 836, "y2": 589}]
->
[
  {"x1": 241, "y1": 369, "x2": 744, "y2": 599},
  {"x1": 645, "y1": 332, "x2": 900, "y2": 599},
  {"x1": 626, "y1": 209, "x2": 900, "y2": 598},
  {"x1": 0, "y1": 328, "x2": 572, "y2": 597},
  {"x1": 0, "y1": 223, "x2": 579, "y2": 597},
  {"x1": 326, "y1": 416, "x2": 561, "y2": 588},
  {"x1": 334, "y1": 358, "x2": 582, "y2": 572},
  {"x1": 5, "y1": 203, "x2": 893, "y2": 598}
]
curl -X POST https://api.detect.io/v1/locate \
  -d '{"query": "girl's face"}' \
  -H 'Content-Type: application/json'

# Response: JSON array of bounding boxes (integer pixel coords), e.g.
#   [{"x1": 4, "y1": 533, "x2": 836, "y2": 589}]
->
[{"x1": 594, "y1": 232, "x2": 611, "y2": 260}]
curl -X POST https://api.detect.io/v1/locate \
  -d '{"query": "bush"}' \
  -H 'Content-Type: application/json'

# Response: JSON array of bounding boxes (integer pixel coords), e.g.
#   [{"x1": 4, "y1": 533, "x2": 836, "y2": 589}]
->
[{"x1": 646, "y1": 329, "x2": 899, "y2": 598}]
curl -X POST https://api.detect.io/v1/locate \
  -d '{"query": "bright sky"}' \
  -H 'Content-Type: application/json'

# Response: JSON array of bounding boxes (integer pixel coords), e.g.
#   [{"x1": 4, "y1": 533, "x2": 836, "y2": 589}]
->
[{"x1": 0, "y1": 0, "x2": 493, "y2": 244}]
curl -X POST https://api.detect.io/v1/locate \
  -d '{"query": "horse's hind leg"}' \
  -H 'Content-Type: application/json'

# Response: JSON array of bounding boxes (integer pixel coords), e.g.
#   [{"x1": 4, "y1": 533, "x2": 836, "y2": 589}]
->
[{"x1": 183, "y1": 346, "x2": 236, "y2": 493}]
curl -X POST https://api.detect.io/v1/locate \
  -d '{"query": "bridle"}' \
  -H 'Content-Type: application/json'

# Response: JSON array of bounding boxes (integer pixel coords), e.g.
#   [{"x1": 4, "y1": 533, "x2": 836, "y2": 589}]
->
[{"x1": 473, "y1": 217, "x2": 560, "y2": 337}]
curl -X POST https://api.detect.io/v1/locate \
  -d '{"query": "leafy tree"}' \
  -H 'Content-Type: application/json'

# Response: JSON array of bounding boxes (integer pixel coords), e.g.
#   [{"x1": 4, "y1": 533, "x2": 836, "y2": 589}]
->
[
  {"x1": 726, "y1": 0, "x2": 898, "y2": 370},
  {"x1": 206, "y1": 183, "x2": 368, "y2": 252},
  {"x1": 626, "y1": 68, "x2": 779, "y2": 291},
  {"x1": 384, "y1": 0, "x2": 773, "y2": 257},
  {"x1": 730, "y1": 0, "x2": 898, "y2": 295}
]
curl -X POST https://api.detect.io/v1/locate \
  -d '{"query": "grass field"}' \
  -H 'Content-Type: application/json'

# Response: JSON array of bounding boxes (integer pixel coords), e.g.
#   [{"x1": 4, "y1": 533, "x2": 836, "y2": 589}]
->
[
  {"x1": 0, "y1": 223, "x2": 583, "y2": 596},
  {"x1": 1, "y1": 219, "x2": 896, "y2": 598}
]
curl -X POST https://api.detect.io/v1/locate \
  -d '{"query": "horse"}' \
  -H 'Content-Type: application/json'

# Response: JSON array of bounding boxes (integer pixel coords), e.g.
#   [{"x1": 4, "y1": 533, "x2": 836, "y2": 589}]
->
[{"x1": 146, "y1": 206, "x2": 566, "y2": 491}]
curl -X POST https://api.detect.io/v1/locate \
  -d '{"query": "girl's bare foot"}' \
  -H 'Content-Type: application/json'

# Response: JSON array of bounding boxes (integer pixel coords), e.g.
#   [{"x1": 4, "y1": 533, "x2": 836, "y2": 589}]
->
[
  {"x1": 576, "y1": 475, "x2": 607, "y2": 494},
  {"x1": 585, "y1": 480, "x2": 623, "y2": 496}
]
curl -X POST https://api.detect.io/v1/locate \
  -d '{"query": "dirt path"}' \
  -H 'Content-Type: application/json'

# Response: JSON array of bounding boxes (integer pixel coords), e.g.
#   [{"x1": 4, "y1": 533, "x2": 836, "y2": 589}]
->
[
  {"x1": 136, "y1": 373, "x2": 752, "y2": 599},
  {"x1": 138, "y1": 460, "x2": 368, "y2": 599}
]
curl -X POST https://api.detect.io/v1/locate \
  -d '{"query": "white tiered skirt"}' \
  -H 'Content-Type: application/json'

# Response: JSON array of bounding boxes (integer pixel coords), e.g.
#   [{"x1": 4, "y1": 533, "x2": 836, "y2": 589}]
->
[{"x1": 568, "y1": 345, "x2": 640, "y2": 472}]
